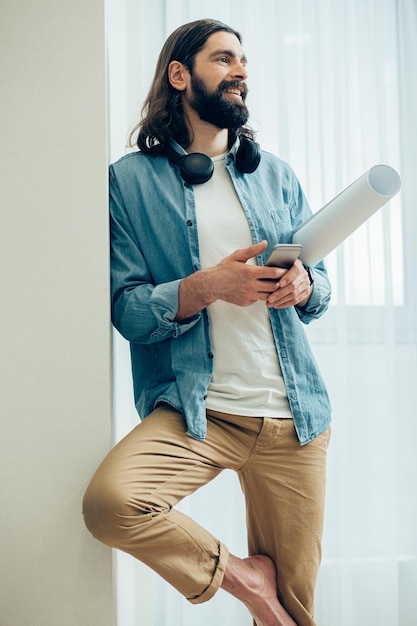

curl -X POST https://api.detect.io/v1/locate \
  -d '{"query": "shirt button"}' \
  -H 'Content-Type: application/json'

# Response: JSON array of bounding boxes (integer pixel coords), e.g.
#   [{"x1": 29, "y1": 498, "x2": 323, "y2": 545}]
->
[
  {"x1": 186, "y1": 220, "x2": 193, "y2": 227},
  {"x1": 192, "y1": 265, "x2": 198, "y2": 272},
  {"x1": 208, "y1": 352, "x2": 214, "y2": 359}
]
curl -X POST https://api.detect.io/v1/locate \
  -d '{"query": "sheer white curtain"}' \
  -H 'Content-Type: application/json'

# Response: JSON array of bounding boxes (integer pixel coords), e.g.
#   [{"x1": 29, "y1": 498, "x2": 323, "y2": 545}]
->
[{"x1": 106, "y1": 1, "x2": 417, "y2": 624}]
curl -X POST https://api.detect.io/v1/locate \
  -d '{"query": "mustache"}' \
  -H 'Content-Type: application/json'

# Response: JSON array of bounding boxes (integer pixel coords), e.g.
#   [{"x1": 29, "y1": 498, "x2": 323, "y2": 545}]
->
[{"x1": 218, "y1": 79, "x2": 248, "y2": 101}]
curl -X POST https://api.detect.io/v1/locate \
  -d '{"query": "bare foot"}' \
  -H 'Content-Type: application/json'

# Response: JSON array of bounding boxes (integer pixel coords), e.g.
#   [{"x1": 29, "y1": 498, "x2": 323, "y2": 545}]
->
[{"x1": 221, "y1": 553, "x2": 297, "y2": 626}]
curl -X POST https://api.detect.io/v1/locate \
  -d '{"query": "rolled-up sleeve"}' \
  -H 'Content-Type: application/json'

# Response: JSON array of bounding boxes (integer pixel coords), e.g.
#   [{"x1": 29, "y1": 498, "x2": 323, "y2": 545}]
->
[{"x1": 112, "y1": 262, "x2": 201, "y2": 345}]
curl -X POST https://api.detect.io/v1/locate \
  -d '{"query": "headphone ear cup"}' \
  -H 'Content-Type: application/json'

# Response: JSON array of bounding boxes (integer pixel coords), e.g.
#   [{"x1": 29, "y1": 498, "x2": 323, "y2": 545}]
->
[
  {"x1": 163, "y1": 144, "x2": 214, "y2": 184},
  {"x1": 180, "y1": 153, "x2": 214, "y2": 184},
  {"x1": 235, "y1": 137, "x2": 261, "y2": 174}
]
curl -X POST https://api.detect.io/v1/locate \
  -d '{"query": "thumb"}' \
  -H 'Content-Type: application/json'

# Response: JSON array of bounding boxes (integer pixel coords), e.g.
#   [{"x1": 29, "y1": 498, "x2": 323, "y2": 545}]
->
[{"x1": 229, "y1": 240, "x2": 268, "y2": 263}]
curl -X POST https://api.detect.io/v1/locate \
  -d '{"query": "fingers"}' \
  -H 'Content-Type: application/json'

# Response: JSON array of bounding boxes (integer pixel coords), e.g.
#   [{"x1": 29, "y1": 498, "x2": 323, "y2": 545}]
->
[
  {"x1": 266, "y1": 260, "x2": 312, "y2": 308},
  {"x1": 214, "y1": 243, "x2": 312, "y2": 308}
]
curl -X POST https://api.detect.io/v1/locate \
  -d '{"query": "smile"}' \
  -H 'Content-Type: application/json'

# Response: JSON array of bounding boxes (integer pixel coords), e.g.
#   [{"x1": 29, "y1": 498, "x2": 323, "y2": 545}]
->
[{"x1": 224, "y1": 87, "x2": 245, "y2": 101}]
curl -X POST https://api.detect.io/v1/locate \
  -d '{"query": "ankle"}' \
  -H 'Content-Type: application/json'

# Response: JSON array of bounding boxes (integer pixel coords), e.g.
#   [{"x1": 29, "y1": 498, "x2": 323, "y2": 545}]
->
[
  {"x1": 221, "y1": 554, "x2": 266, "y2": 597},
  {"x1": 221, "y1": 554, "x2": 245, "y2": 596}
]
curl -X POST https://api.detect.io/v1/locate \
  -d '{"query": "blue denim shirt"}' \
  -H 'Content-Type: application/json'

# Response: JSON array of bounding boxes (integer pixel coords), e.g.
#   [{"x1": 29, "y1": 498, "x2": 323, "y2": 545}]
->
[{"x1": 110, "y1": 140, "x2": 332, "y2": 444}]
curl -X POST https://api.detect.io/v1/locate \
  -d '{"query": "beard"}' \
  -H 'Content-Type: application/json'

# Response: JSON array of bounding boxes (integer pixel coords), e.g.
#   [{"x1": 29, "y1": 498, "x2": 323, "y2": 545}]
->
[{"x1": 189, "y1": 73, "x2": 249, "y2": 130}]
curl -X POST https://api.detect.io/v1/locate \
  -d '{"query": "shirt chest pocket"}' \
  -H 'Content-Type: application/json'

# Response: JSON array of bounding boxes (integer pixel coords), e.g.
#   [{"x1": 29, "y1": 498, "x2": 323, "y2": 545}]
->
[{"x1": 269, "y1": 205, "x2": 293, "y2": 242}]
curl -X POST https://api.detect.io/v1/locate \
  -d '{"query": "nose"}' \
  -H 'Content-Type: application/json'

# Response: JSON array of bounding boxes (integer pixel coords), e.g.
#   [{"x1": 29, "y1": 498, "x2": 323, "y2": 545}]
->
[{"x1": 231, "y1": 59, "x2": 248, "y2": 81}]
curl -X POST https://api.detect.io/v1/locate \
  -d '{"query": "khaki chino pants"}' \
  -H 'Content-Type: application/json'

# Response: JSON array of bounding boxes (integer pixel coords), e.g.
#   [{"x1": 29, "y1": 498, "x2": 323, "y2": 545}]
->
[{"x1": 83, "y1": 405, "x2": 330, "y2": 626}]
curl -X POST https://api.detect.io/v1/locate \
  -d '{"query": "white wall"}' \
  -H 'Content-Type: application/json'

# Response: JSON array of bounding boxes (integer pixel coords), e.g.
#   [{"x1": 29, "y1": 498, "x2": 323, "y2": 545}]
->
[{"x1": 0, "y1": 1, "x2": 113, "y2": 625}]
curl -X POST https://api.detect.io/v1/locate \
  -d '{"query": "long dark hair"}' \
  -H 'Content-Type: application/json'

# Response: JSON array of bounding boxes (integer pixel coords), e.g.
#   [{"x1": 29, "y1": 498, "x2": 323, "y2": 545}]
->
[{"x1": 129, "y1": 19, "x2": 256, "y2": 154}]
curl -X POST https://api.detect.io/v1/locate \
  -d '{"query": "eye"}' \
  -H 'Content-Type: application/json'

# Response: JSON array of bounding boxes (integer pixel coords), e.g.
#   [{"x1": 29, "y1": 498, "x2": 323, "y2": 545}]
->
[{"x1": 218, "y1": 56, "x2": 228, "y2": 63}]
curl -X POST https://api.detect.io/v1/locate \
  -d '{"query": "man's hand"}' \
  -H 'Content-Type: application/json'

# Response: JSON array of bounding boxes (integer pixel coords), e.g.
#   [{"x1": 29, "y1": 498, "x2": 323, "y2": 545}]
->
[
  {"x1": 207, "y1": 241, "x2": 287, "y2": 306},
  {"x1": 177, "y1": 240, "x2": 285, "y2": 320},
  {"x1": 265, "y1": 259, "x2": 313, "y2": 309}
]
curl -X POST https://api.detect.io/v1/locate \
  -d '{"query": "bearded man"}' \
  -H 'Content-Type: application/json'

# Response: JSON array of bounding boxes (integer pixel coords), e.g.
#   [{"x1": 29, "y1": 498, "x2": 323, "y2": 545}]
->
[{"x1": 83, "y1": 18, "x2": 332, "y2": 626}]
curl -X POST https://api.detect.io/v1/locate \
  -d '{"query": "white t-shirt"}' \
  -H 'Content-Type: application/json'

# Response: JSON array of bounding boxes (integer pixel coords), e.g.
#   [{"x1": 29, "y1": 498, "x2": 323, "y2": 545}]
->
[{"x1": 193, "y1": 154, "x2": 292, "y2": 418}]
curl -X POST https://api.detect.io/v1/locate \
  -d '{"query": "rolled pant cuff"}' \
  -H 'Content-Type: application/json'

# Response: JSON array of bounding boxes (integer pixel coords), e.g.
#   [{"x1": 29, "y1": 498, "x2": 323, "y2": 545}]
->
[{"x1": 187, "y1": 542, "x2": 229, "y2": 605}]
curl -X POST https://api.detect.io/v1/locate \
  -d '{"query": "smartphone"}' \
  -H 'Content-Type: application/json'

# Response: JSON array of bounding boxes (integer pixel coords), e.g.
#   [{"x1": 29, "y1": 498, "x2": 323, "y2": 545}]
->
[{"x1": 265, "y1": 243, "x2": 303, "y2": 268}]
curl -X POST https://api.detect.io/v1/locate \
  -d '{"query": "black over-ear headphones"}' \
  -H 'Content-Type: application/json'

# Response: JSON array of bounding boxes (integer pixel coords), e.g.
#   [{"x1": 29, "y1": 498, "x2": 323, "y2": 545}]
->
[{"x1": 164, "y1": 136, "x2": 261, "y2": 185}]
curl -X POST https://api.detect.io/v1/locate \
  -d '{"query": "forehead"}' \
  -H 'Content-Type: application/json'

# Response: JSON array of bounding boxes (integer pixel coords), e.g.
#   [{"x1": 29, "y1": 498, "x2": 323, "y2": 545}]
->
[{"x1": 198, "y1": 30, "x2": 246, "y2": 60}]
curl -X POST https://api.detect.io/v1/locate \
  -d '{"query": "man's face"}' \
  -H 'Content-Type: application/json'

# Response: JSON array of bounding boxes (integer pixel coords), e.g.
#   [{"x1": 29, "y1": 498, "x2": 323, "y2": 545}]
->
[
  {"x1": 185, "y1": 31, "x2": 249, "y2": 130},
  {"x1": 189, "y1": 72, "x2": 249, "y2": 130}
]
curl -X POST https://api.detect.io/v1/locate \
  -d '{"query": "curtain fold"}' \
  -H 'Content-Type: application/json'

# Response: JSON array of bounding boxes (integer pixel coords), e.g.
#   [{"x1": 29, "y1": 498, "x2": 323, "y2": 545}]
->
[{"x1": 106, "y1": 1, "x2": 417, "y2": 623}]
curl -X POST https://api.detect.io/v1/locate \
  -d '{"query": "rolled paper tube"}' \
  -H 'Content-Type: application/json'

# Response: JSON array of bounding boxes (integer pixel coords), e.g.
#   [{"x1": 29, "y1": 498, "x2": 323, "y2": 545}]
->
[{"x1": 292, "y1": 164, "x2": 401, "y2": 267}]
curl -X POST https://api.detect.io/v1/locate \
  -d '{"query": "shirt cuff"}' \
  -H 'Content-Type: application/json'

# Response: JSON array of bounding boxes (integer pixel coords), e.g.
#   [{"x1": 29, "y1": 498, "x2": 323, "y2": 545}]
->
[{"x1": 150, "y1": 279, "x2": 201, "y2": 339}]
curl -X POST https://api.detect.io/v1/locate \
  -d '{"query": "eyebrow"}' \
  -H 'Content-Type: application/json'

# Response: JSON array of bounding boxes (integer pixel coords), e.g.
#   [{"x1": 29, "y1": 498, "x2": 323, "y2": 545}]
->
[{"x1": 208, "y1": 48, "x2": 248, "y2": 64}]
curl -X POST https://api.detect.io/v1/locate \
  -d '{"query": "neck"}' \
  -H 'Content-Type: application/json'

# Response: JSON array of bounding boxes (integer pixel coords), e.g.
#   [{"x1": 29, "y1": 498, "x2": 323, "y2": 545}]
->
[{"x1": 185, "y1": 108, "x2": 230, "y2": 157}]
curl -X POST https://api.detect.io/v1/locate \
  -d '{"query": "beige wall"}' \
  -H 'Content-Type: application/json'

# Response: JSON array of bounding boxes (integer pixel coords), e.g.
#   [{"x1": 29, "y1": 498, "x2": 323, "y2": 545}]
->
[{"x1": 0, "y1": 1, "x2": 113, "y2": 625}]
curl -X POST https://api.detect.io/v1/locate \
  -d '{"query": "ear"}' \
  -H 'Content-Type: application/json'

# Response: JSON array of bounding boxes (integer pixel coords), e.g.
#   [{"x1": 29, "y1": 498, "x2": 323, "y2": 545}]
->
[{"x1": 168, "y1": 60, "x2": 188, "y2": 91}]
